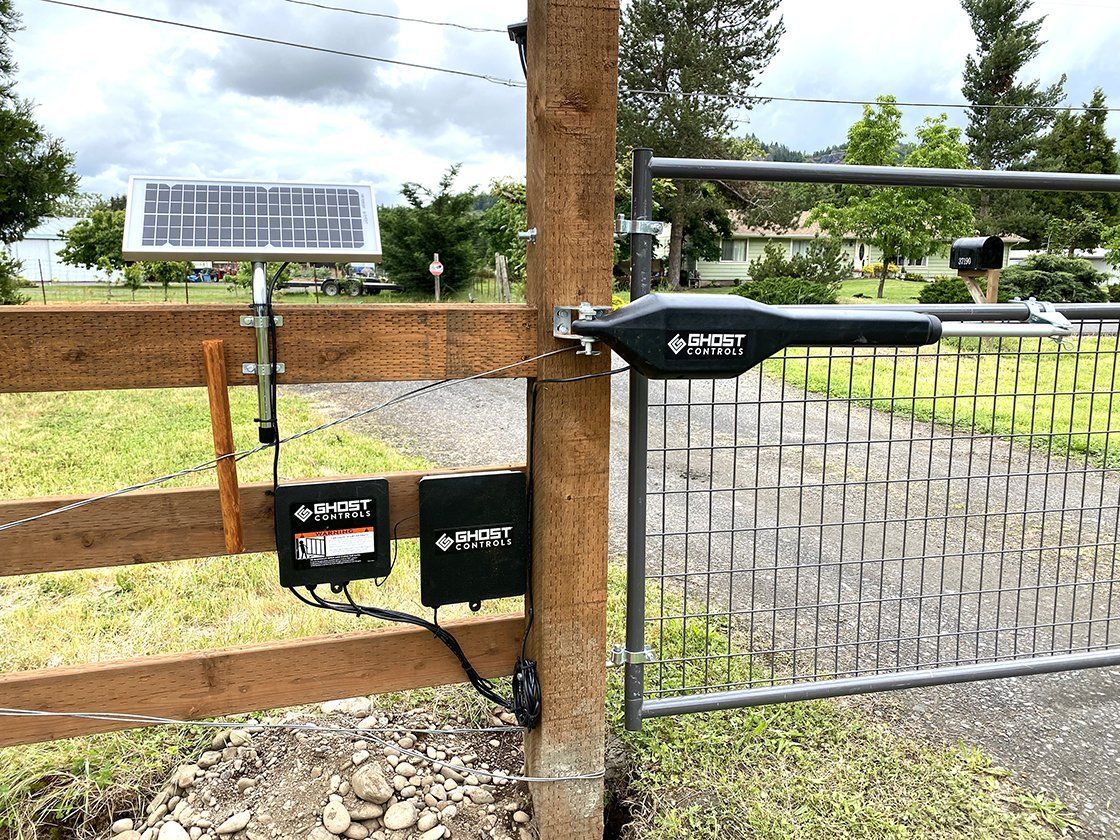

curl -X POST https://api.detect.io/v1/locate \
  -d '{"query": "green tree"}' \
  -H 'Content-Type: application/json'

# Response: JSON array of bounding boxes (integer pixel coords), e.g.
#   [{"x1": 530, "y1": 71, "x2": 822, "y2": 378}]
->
[
  {"x1": 1030, "y1": 88, "x2": 1120, "y2": 247},
  {"x1": 0, "y1": 2, "x2": 77, "y2": 244},
  {"x1": 618, "y1": 0, "x2": 784, "y2": 288},
  {"x1": 0, "y1": 249, "x2": 27, "y2": 305},
  {"x1": 52, "y1": 192, "x2": 124, "y2": 218},
  {"x1": 58, "y1": 209, "x2": 125, "y2": 276},
  {"x1": 961, "y1": 0, "x2": 1065, "y2": 231},
  {"x1": 1001, "y1": 252, "x2": 1109, "y2": 302},
  {"x1": 479, "y1": 178, "x2": 526, "y2": 282},
  {"x1": 810, "y1": 97, "x2": 976, "y2": 298},
  {"x1": 379, "y1": 165, "x2": 479, "y2": 296}
]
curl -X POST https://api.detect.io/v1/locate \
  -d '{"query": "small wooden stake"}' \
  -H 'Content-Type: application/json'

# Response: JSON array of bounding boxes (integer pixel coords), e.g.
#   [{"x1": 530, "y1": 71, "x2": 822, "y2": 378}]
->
[{"x1": 202, "y1": 339, "x2": 244, "y2": 554}]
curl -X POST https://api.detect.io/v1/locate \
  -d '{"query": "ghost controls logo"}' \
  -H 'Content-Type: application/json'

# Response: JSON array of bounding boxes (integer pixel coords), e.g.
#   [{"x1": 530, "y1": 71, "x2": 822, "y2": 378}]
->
[
  {"x1": 435, "y1": 524, "x2": 514, "y2": 552},
  {"x1": 667, "y1": 332, "x2": 747, "y2": 357},
  {"x1": 294, "y1": 499, "x2": 373, "y2": 524}
]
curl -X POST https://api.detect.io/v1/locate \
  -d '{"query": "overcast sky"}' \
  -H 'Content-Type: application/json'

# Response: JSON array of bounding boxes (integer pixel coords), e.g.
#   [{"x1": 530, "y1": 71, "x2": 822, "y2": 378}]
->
[{"x1": 10, "y1": 0, "x2": 1120, "y2": 204}]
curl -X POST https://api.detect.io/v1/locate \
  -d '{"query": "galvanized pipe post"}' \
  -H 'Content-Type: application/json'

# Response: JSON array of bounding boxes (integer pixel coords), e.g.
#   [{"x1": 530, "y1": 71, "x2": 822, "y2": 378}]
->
[
  {"x1": 624, "y1": 148, "x2": 654, "y2": 731},
  {"x1": 250, "y1": 261, "x2": 277, "y2": 444}
]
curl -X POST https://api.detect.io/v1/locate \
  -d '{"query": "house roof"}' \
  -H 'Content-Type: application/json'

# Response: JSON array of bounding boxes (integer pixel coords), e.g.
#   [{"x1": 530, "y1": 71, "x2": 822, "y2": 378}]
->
[{"x1": 730, "y1": 210, "x2": 1028, "y2": 244}]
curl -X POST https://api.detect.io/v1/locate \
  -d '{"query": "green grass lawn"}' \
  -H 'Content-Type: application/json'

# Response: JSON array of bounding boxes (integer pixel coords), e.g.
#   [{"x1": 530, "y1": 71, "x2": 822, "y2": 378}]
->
[
  {"x1": 0, "y1": 387, "x2": 1073, "y2": 838},
  {"x1": 837, "y1": 276, "x2": 928, "y2": 304},
  {"x1": 16, "y1": 280, "x2": 514, "y2": 306},
  {"x1": 768, "y1": 334, "x2": 1120, "y2": 466}
]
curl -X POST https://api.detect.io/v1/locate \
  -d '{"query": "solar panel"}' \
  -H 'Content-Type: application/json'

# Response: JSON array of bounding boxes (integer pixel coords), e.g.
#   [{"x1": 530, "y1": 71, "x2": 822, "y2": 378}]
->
[{"x1": 122, "y1": 177, "x2": 381, "y2": 263}]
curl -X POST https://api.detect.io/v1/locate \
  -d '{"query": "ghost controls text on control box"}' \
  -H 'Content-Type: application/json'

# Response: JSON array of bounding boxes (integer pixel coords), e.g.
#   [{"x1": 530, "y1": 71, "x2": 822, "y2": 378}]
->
[
  {"x1": 418, "y1": 470, "x2": 528, "y2": 610},
  {"x1": 274, "y1": 479, "x2": 391, "y2": 588}
]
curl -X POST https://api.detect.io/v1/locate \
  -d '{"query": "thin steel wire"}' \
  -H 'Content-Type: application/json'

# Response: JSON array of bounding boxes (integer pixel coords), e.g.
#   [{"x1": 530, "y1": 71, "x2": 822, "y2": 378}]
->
[{"x1": 642, "y1": 324, "x2": 1120, "y2": 700}]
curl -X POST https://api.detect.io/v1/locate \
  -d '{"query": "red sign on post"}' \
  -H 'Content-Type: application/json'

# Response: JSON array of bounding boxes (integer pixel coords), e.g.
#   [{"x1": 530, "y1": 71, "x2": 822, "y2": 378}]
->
[{"x1": 429, "y1": 261, "x2": 444, "y2": 277}]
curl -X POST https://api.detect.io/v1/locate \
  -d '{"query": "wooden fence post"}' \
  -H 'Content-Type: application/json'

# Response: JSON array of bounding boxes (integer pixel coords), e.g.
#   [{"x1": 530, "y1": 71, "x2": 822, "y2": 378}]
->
[{"x1": 523, "y1": 0, "x2": 619, "y2": 837}]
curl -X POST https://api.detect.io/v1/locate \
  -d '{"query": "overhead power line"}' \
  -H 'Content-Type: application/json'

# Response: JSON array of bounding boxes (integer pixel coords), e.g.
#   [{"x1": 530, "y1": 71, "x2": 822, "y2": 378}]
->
[
  {"x1": 621, "y1": 88, "x2": 1120, "y2": 114},
  {"x1": 33, "y1": 0, "x2": 1118, "y2": 114},
  {"x1": 280, "y1": 0, "x2": 505, "y2": 34},
  {"x1": 33, "y1": 0, "x2": 526, "y2": 88}
]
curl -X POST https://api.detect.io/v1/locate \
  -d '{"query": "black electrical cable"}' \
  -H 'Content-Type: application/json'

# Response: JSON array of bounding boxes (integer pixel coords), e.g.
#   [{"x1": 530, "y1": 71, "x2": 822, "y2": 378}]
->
[{"x1": 266, "y1": 263, "x2": 289, "y2": 493}]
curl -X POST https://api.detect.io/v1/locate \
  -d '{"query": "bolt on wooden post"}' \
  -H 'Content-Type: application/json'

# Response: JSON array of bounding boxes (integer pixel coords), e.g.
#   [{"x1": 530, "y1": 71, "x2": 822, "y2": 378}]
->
[{"x1": 522, "y1": 0, "x2": 619, "y2": 836}]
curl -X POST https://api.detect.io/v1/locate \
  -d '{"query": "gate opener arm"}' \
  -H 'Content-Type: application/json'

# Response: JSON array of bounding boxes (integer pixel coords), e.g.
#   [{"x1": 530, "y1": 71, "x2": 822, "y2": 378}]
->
[{"x1": 567, "y1": 292, "x2": 943, "y2": 379}]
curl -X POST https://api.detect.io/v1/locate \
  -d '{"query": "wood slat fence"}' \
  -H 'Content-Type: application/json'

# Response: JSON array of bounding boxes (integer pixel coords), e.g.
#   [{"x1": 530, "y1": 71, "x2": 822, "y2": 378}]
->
[{"x1": 0, "y1": 303, "x2": 537, "y2": 748}]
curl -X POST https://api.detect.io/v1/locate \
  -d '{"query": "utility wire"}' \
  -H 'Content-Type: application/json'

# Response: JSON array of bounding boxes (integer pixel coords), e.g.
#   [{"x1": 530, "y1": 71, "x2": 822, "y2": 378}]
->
[
  {"x1": 622, "y1": 87, "x2": 1120, "y2": 114},
  {"x1": 33, "y1": 0, "x2": 526, "y2": 88},
  {"x1": 0, "y1": 708, "x2": 604, "y2": 782},
  {"x1": 280, "y1": 0, "x2": 505, "y2": 34},
  {"x1": 0, "y1": 346, "x2": 576, "y2": 533},
  {"x1": 33, "y1": 1, "x2": 1116, "y2": 114}
]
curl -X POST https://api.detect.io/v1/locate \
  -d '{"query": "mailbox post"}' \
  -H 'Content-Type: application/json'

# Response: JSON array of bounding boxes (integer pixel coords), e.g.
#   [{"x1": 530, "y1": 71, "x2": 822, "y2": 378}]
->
[{"x1": 951, "y1": 236, "x2": 1006, "y2": 304}]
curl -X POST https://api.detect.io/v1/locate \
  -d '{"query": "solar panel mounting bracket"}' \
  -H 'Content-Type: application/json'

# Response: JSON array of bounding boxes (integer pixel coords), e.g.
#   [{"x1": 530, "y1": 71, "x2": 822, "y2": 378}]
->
[
  {"x1": 240, "y1": 314, "x2": 284, "y2": 329},
  {"x1": 242, "y1": 362, "x2": 285, "y2": 375}
]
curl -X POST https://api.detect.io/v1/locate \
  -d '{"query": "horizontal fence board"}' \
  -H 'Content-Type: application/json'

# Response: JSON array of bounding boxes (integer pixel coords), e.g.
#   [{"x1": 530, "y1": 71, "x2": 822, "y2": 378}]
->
[
  {"x1": 0, "y1": 614, "x2": 524, "y2": 746},
  {"x1": 0, "y1": 465, "x2": 525, "y2": 577},
  {"x1": 0, "y1": 304, "x2": 537, "y2": 393}
]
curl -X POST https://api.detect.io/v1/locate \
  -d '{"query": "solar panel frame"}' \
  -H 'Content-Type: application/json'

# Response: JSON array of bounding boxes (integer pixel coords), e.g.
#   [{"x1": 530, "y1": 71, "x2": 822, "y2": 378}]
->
[{"x1": 122, "y1": 176, "x2": 382, "y2": 263}]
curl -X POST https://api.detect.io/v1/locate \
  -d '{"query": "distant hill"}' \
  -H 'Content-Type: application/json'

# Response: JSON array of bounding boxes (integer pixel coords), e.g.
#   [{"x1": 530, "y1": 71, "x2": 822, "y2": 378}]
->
[{"x1": 748, "y1": 135, "x2": 848, "y2": 163}]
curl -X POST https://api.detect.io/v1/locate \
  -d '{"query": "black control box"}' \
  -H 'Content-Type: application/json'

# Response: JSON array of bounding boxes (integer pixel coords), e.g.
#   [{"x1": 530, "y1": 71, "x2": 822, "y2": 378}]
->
[
  {"x1": 418, "y1": 470, "x2": 529, "y2": 609},
  {"x1": 275, "y1": 479, "x2": 391, "y2": 588}
]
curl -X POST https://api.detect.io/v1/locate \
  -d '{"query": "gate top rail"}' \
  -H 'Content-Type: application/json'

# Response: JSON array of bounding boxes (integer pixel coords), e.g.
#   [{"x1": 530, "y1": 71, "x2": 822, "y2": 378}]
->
[
  {"x1": 789, "y1": 302, "x2": 1120, "y2": 323},
  {"x1": 648, "y1": 156, "x2": 1120, "y2": 192}
]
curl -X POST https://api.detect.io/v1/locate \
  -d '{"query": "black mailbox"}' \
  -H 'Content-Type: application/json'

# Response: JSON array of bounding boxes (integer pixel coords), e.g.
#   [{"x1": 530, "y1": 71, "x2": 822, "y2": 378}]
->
[{"x1": 950, "y1": 236, "x2": 1005, "y2": 271}]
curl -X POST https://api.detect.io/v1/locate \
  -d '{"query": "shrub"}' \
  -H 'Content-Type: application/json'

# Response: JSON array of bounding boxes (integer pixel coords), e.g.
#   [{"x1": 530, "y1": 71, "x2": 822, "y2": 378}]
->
[
  {"x1": 0, "y1": 251, "x2": 28, "y2": 305},
  {"x1": 860, "y1": 262, "x2": 900, "y2": 277},
  {"x1": 1108, "y1": 283, "x2": 1120, "y2": 303},
  {"x1": 749, "y1": 238, "x2": 851, "y2": 287},
  {"x1": 734, "y1": 275, "x2": 840, "y2": 306},
  {"x1": 918, "y1": 275, "x2": 1020, "y2": 305},
  {"x1": 1001, "y1": 253, "x2": 1109, "y2": 303}
]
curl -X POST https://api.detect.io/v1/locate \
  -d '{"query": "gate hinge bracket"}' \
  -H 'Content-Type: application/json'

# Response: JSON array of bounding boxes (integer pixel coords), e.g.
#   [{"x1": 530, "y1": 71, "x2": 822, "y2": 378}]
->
[
  {"x1": 608, "y1": 645, "x2": 655, "y2": 667},
  {"x1": 615, "y1": 214, "x2": 664, "y2": 238},
  {"x1": 554, "y1": 302, "x2": 610, "y2": 356},
  {"x1": 1023, "y1": 299, "x2": 1072, "y2": 339},
  {"x1": 240, "y1": 314, "x2": 284, "y2": 328}
]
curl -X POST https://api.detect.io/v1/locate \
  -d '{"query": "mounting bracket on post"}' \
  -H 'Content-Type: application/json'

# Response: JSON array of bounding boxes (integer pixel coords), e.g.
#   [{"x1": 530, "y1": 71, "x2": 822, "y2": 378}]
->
[
  {"x1": 608, "y1": 644, "x2": 655, "y2": 667},
  {"x1": 1025, "y1": 299, "x2": 1073, "y2": 337},
  {"x1": 553, "y1": 302, "x2": 610, "y2": 355},
  {"x1": 614, "y1": 214, "x2": 664, "y2": 238}
]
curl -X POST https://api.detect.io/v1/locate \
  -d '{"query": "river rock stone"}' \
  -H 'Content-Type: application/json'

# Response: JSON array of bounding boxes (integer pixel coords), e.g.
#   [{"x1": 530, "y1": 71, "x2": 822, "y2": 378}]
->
[
  {"x1": 112, "y1": 818, "x2": 136, "y2": 834},
  {"x1": 348, "y1": 803, "x2": 384, "y2": 820},
  {"x1": 418, "y1": 828, "x2": 445, "y2": 840},
  {"x1": 322, "y1": 802, "x2": 351, "y2": 835},
  {"x1": 158, "y1": 823, "x2": 190, "y2": 840},
  {"x1": 342, "y1": 824, "x2": 369, "y2": 840},
  {"x1": 416, "y1": 812, "x2": 438, "y2": 832},
  {"x1": 215, "y1": 811, "x2": 252, "y2": 835},
  {"x1": 351, "y1": 764, "x2": 394, "y2": 804},
  {"x1": 382, "y1": 801, "x2": 418, "y2": 831}
]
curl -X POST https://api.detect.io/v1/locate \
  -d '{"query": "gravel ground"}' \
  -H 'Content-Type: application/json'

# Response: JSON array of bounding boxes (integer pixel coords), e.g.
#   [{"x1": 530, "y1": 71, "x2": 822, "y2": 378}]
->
[{"x1": 295, "y1": 367, "x2": 1120, "y2": 838}]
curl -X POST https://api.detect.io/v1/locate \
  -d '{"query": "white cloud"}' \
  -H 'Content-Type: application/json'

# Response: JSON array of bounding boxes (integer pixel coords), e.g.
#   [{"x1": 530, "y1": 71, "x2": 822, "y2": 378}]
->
[{"x1": 8, "y1": 0, "x2": 1120, "y2": 203}]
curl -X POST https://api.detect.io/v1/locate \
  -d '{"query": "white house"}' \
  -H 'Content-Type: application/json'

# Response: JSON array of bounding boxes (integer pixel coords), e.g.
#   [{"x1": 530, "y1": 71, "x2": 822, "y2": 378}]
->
[
  {"x1": 3, "y1": 216, "x2": 108, "y2": 283},
  {"x1": 692, "y1": 212, "x2": 1025, "y2": 285}
]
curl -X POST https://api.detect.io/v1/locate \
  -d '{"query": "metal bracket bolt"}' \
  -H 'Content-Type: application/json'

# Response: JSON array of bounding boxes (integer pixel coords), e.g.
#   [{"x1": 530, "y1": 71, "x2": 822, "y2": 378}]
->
[
  {"x1": 242, "y1": 362, "x2": 285, "y2": 375},
  {"x1": 608, "y1": 645, "x2": 655, "y2": 667},
  {"x1": 240, "y1": 314, "x2": 284, "y2": 328},
  {"x1": 554, "y1": 301, "x2": 610, "y2": 355},
  {"x1": 517, "y1": 228, "x2": 538, "y2": 244},
  {"x1": 615, "y1": 214, "x2": 665, "y2": 238},
  {"x1": 1023, "y1": 298, "x2": 1073, "y2": 338}
]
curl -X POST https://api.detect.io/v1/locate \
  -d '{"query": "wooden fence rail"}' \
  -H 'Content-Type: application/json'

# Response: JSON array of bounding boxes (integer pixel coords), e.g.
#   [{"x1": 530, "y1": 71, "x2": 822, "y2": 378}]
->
[{"x1": 0, "y1": 303, "x2": 537, "y2": 392}]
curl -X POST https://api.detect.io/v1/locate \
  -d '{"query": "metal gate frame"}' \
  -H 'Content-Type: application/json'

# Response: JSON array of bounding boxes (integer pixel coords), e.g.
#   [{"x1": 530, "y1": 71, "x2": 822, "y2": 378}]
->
[{"x1": 621, "y1": 149, "x2": 1120, "y2": 731}]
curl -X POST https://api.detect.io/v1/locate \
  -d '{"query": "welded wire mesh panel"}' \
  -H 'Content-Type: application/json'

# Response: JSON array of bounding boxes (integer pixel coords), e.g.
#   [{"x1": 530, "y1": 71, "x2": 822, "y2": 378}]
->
[{"x1": 644, "y1": 321, "x2": 1120, "y2": 700}]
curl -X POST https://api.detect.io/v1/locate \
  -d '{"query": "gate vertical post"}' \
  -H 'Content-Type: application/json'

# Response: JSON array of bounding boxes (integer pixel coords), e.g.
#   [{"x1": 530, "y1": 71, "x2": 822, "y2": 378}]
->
[
  {"x1": 624, "y1": 148, "x2": 654, "y2": 731},
  {"x1": 523, "y1": 0, "x2": 619, "y2": 836}
]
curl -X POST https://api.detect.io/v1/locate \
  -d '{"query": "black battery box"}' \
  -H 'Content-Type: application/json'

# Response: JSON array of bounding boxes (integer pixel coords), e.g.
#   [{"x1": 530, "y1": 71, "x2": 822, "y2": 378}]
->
[
  {"x1": 418, "y1": 470, "x2": 529, "y2": 609},
  {"x1": 275, "y1": 478, "x2": 391, "y2": 588}
]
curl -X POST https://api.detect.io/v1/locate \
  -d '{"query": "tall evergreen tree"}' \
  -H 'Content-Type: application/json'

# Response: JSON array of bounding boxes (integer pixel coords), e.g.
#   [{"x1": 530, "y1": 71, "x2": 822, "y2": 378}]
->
[
  {"x1": 960, "y1": 0, "x2": 1064, "y2": 230},
  {"x1": 1031, "y1": 88, "x2": 1120, "y2": 248},
  {"x1": 618, "y1": 0, "x2": 784, "y2": 288}
]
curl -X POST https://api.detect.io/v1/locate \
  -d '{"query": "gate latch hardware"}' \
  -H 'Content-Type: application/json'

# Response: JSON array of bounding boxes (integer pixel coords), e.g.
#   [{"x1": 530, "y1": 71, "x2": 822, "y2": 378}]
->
[
  {"x1": 240, "y1": 314, "x2": 284, "y2": 328},
  {"x1": 1024, "y1": 299, "x2": 1073, "y2": 338},
  {"x1": 554, "y1": 302, "x2": 610, "y2": 356},
  {"x1": 615, "y1": 214, "x2": 665, "y2": 238},
  {"x1": 608, "y1": 645, "x2": 655, "y2": 667},
  {"x1": 242, "y1": 362, "x2": 285, "y2": 375}
]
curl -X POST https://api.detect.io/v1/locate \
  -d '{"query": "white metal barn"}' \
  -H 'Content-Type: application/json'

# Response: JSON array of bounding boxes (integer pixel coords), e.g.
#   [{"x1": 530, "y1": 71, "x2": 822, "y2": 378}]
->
[{"x1": 4, "y1": 217, "x2": 109, "y2": 283}]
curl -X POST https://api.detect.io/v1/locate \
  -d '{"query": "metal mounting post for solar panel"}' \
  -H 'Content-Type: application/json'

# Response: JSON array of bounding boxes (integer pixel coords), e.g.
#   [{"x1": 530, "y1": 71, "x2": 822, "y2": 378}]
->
[{"x1": 122, "y1": 176, "x2": 382, "y2": 444}]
